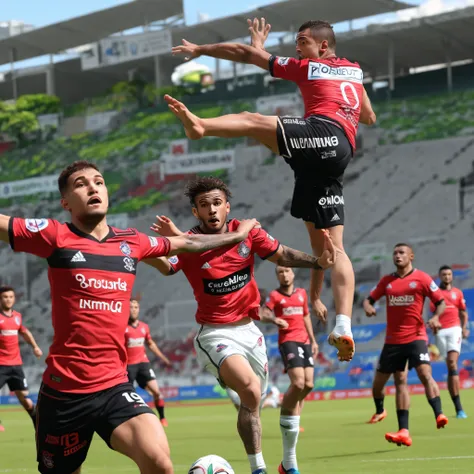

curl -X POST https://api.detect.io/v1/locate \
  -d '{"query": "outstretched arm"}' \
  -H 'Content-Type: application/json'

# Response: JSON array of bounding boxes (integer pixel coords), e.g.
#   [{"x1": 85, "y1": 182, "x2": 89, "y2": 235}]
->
[
  {"x1": 147, "y1": 338, "x2": 171, "y2": 366},
  {"x1": 172, "y1": 39, "x2": 271, "y2": 71},
  {"x1": 267, "y1": 230, "x2": 337, "y2": 270},
  {"x1": 143, "y1": 257, "x2": 175, "y2": 276}
]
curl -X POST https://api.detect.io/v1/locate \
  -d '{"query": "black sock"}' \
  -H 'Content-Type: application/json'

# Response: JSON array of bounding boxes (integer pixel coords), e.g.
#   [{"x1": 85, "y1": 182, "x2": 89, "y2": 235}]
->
[
  {"x1": 155, "y1": 400, "x2": 165, "y2": 420},
  {"x1": 374, "y1": 397, "x2": 385, "y2": 415},
  {"x1": 397, "y1": 409, "x2": 409, "y2": 430},
  {"x1": 428, "y1": 396, "x2": 442, "y2": 417},
  {"x1": 452, "y1": 394, "x2": 463, "y2": 412}
]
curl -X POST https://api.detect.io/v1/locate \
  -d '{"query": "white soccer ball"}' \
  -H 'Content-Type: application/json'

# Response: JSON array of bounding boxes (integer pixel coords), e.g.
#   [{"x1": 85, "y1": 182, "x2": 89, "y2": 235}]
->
[{"x1": 188, "y1": 454, "x2": 235, "y2": 474}]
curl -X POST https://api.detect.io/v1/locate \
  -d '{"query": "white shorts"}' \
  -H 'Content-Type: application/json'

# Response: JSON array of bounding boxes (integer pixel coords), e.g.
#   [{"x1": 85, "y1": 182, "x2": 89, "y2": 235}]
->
[
  {"x1": 194, "y1": 321, "x2": 269, "y2": 396},
  {"x1": 436, "y1": 326, "x2": 462, "y2": 358}
]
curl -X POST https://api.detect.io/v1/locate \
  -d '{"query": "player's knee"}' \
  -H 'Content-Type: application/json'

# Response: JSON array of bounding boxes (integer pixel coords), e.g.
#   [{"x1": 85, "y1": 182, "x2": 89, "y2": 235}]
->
[
  {"x1": 237, "y1": 379, "x2": 262, "y2": 409},
  {"x1": 138, "y1": 449, "x2": 173, "y2": 474},
  {"x1": 291, "y1": 377, "x2": 306, "y2": 392},
  {"x1": 394, "y1": 374, "x2": 408, "y2": 387},
  {"x1": 447, "y1": 358, "x2": 457, "y2": 372},
  {"x1": 304, "y1": 379, "x2": 314, "y2": 393}
]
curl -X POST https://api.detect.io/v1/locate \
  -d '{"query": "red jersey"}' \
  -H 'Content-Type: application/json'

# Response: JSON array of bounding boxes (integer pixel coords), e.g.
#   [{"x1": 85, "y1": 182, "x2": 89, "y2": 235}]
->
[
  {"x1": 169, "y1": 219, "x2": 280, "y2": 325},
  {"x1": 369, "y1": 269, "x2": 444, "y2": 344},
  {"x1": 125, "y1": 321, "x2": 151, "y2": 365},
  {"x1": 270, "y1": 56, "x2": 363, "y2": 150},
  {"x1": 265, "y1": 288, "x2": 309, "y2": 345},
  {"x1": 430, "y1": 287, "x2": 466, "y2": 330},
  {"x1": 0, "y1": 310, "x2": 27, "y2": 366},
  {"x1": 9, "y1": 217, "x2": 170, "y2": 393}
]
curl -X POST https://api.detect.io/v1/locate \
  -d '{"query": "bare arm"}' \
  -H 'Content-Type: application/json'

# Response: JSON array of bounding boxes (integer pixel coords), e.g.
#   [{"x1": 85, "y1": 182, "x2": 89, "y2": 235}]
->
[
  {"x1": 143, "y1": 257, "x2": 174, "y2": 276},
  {"x1": 428, "y1": 300, "x2": 446, "y2": 333},
  {"x1": 21, "y1": 329, "x2": 43, "y2": 358},
  {"x1": 303, "y1": 314, "x2": 316, "y2": 344},
  {"x1": 460, "y1": 309, "x2": 469, "y2": 338},
  {"x1": 0, "y1": 215, "x2": 11, "y2": 243},
  {"x1": 260, "y1": 306, "x2": 276, "y2": 324},
  {"x1": 147, "y1": 338, "x2": 171, "y2": 365},
  {"x1": 172, "y1": 40, "x2": 271, "y2": 71},
  {"x1": 360, "y1": 88, "x2": 376, "y2": 126},
  {"x1": 267, "y1": 245, "x2": 325, "y2": 270}
]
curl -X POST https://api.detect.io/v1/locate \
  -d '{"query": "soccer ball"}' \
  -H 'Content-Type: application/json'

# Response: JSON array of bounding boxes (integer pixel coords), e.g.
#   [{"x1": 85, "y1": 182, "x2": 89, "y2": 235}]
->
[{"x1": 188, "y1": 454, "x2": 235, "y2": 473}]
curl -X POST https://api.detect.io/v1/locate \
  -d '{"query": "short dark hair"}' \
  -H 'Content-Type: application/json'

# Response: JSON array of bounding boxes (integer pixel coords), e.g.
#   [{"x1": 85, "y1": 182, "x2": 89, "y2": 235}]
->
[
  {"x1": 58, "y1": 160, "x2": 100, "y2": 196},
  {"x1": 0, "y1": 286, "x2": 15, "y2": 296},
  {"x1": 438, "y1": 265, "x2": 452, "y2": 274},
  {"x1": 394, "y1": 242, "x2": 413, "y2": 252},
  {"x1": 130, "y1": 298, "x2": 140, "y2": 304},
  {"x1": 298, "y1": 20, "x2": 336, "y2": 49},
  {"x1": 184, "y1": 176, "x2": 232, "y2": 206}
]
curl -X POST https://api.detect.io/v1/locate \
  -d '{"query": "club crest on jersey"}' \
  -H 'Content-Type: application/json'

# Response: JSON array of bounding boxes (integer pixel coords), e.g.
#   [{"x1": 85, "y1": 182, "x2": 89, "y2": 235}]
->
[
  {"x1": 409, "y1": 282, "x2": 417, "y2": 288},
  {"x1": 25, "y1": 218, "x2": 48, "y2": 233},
  {"x1": 120, "y1": 241, "x2": 132, "y2": 256},
  {"x1": 123, "y1": 257, "x2": 135, "y2": 272},
  {"x1": 14, "y1": 317, "x2": 20, "y2": 326},
  {"x1": 451, "y1": 292, "x2": 457, "y2": 299},
  {"x1": 237, "y1": 242, "x2": 251, "y2": 258},
  {"x1": 141, "y1": 328, "x2": 146, "y2": 334},
  {"x1": 216, "y1": 343, "x2": 228, "y2": 353},
  {"x1": 298, "y1": 294, "x2": 304, "y2": 302}
]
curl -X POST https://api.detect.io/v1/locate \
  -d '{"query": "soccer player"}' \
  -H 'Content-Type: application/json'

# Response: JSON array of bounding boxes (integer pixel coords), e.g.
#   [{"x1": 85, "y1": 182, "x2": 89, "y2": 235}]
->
[
  {"x1": 260, "y1": 266, "x2": 317, "y2": 473},
  {"x1": 168, "y1": 18, "x2": 378, "y2": 362},
  {"x1": 363, "y1": 243, "x2": 449, "y2": 447},
  {"x1": 0, "y1": 286, "x2": 42, "y2": 431},
  {"x1": 430, "y1": 265, "x2": 469, "y2": 418},
  {"x1": 145, "y1": 176, "x2": 336, "y2": 474},
  {"x1": 0, "y1": 160, "x2": 260, "y2": 474},
  {"x1": 126, "y1": 298, "x2": 171, "y2": 427}
]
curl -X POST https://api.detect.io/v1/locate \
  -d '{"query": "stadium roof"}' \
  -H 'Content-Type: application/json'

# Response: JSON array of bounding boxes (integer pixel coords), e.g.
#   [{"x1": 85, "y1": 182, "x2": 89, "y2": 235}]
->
[
  {"x1": 170, "y1": 0, "x2": 411, "y2": 45},
  {"x1": 0, "y1": 0, "x2": 184, "y2": 66},
  {"x1": 271, "y1": 6, "x2": 474, "y2": 78}
]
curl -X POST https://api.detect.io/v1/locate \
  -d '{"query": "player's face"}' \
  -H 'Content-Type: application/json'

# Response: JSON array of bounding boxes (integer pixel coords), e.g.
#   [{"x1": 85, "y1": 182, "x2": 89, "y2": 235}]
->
[
  {"x1": 192, "y1": 190, "x2": 230, "y2": 233},
  {"x1": 61, "y1": 168, "x2": 109, "y2": 221},
  {"x1": 439, "y1": 269, "x2": 453, "y2": 285},
  {"x1": 295, "y1": 29, "x2": 323, "y2": 59},
  {"x1": 129, "y1": 301, "x2": 140, "y2": 321},
  {"x1": 0, "y1": 291, "x2": 15, "y2": 311},
  {"x1": 276, "y1": 266, "x2": 294, "y2": 287},
  {"x1": 392, "y1": 246, "x2": 413, "y2": 269}
]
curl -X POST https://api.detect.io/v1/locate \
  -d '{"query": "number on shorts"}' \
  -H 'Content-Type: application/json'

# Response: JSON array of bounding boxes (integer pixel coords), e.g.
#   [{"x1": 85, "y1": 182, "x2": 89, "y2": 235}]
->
[
  {"x1": 419, "y1": 353, "x2": 430, "y2": 362},
  {"x1": 340, "y1": 82, "x2": 360, "y2": 110},
  {"x1": 23, "y1": 378, "x2": 28, "y2": 388},
  {"x1": 308, "y1": 357, "x2": 314, "y2": 366},
  {"x1": 149, "y1": 368, "x2": 156, "y2": 378},
  {"x1": 122, "y1": 391, "x2": 146, "y2": 405},
  {"x1": 298, "y1": 347, "x2": 305, "y2": 359}
]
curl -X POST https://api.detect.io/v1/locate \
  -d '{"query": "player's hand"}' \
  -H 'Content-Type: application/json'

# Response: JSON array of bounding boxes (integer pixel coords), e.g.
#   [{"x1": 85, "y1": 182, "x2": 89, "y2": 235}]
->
[
  {"x1": 313, "y1": 298, "x2": 328, "y2": 322},
  {"x1": 315, "y1": 230, "x2": 337, "y2": 269},
  {"x1": 311, "y1": 341, "x2": 319, "y2": 358},
  {"x1": 428, "y1": 316, "x2": 442, "y2": 334},
  {"x1": 236, "y1": 218, "x2": 260, "y2": 239},
  {"x1": 247, "y1": 17, "x2": 271, "y2": 50},
  {"x1": 33, "y1": 347, "x2": 43, "y2": 358},
  {"x1": 462, "y1": 327, "x2": 470, "y2": 339},
  {"x1": 163, "y1": 358, "x2": 172, "y2": 367},
  {"x1": 363, "y1": 300, "x2": 377, "y2": 317},
  {"x1": 150, "y1": 215, "x2": 184, "y2": 237},
  {"x1": 172, "y1": 39, "x2": 201, "y2": 61},
  {"x1": 274, "y1": 317, "x2": 289, "y2": 329}
]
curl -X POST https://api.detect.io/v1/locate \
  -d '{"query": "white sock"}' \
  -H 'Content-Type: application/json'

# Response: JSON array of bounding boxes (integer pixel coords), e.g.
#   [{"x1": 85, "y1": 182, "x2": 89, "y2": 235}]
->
[
  {"x1": 280, "y1": 415, "x2": 300, "y2": 470},
  {"x1": 333, "y1": 314, "x2": 352, "y2": 337},
  {"x1": 248, "y1": 452, "x2": 266, "y2": 472}
]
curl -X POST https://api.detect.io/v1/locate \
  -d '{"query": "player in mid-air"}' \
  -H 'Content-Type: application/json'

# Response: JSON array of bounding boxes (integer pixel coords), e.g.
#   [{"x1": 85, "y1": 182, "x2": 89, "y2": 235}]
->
[
  {"x1": 126, "y1": 298, "x2": 171, "y2": 427},
  {"x1": 0, "y1": 285, "x2": 43, "y2": 432},
  {"x1": 0, "y1": 160, "x2": 260, "y2": 474},
  {"x1": 260, "y1": 266, "x2": 317, "y2": 472},
  {"x1": 363, "y1": 243, "x2": 448, "y2": 447},
  {"x1": 430, "y1": 265, "x2": 469, "y2": 418},
  {"x1": 168, "y1": 18, "x2": 378, "y2": 362},
  {"x1": 145, "y1": 176, "x2": 336, "y2": 474}
]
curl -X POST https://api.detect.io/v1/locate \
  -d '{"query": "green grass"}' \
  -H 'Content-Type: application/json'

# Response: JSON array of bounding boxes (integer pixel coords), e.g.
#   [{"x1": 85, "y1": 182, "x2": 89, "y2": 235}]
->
[{"x1": 1, "y1": 391, "x2": 473, "y2": 473}]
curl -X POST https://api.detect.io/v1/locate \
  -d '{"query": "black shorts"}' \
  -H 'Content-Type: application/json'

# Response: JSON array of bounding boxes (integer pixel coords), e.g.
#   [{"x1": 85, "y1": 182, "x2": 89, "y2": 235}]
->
[
  {"x1": 0, "y1": 365, "x2": 28, "y2": 391},
  {"x1": 276, "y1": 115, "x2": 352, "y2": 228},
  {"x1": 377, "y1": 340, "x2": 430, "y2": 374},
  {"x1": 36, "y1": 382, "x2": 154, "y2": 474},
  {"x1": 127, "y1": 362, "x2": 156, "y2": 389},
  {"x1": 279, "y1": 341, "x2": 315, "y2": 371}
]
